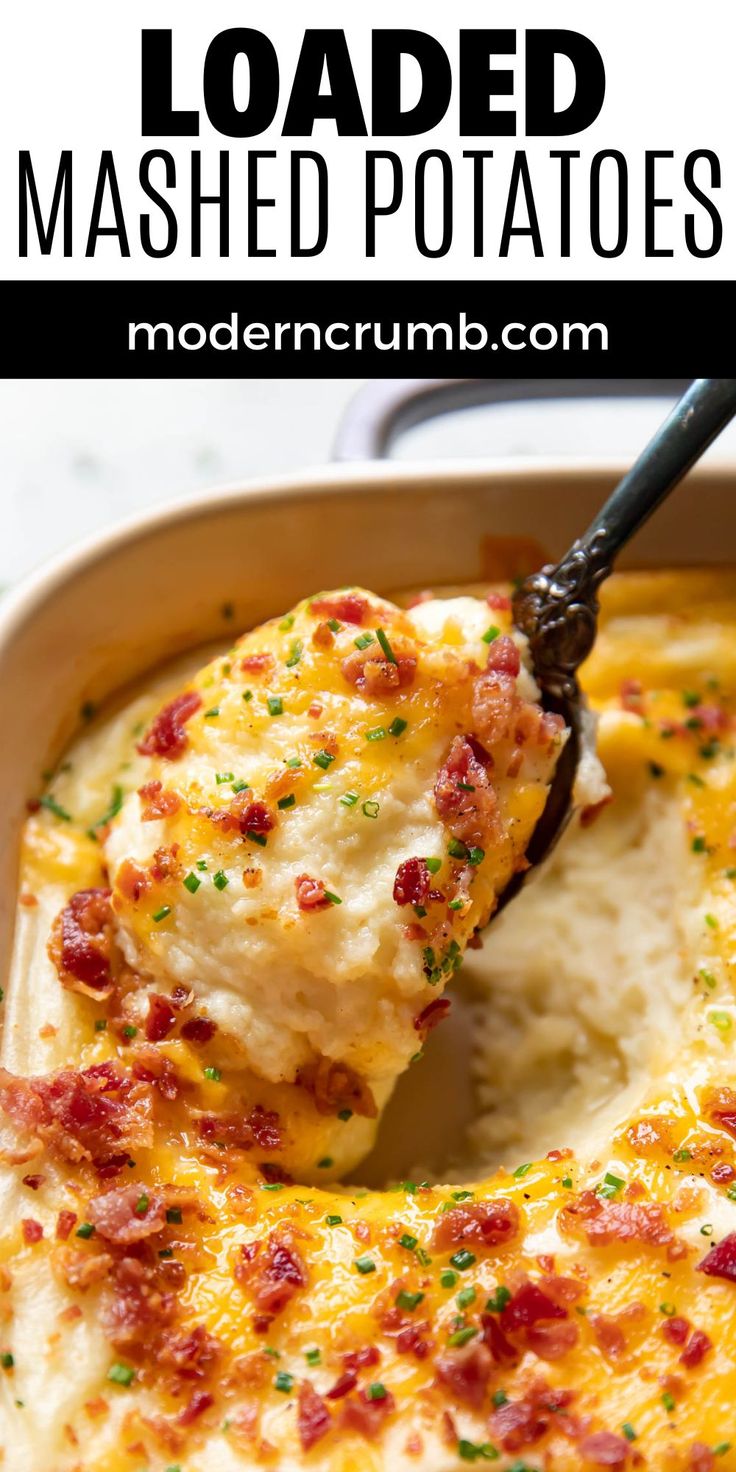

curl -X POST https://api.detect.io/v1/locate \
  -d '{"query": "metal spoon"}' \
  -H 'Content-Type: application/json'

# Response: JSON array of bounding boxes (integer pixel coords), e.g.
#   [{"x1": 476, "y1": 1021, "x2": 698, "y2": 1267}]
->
[{"x1": 495, "y1": 377, "x2": 736, "y2": 914}]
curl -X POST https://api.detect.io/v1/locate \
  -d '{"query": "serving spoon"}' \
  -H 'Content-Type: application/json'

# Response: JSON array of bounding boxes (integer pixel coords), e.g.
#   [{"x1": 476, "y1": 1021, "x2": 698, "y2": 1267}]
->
[{"x1": 495, "y1": 376, "x2": 736, "y2": 915}]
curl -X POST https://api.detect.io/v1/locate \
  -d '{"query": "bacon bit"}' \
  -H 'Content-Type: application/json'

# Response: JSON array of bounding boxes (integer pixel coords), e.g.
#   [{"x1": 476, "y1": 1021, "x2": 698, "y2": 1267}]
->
[
  {"x1": 393, "y1": 858, "x2": 431, "y2": 907},
  {"x1": 180, "y1": 1016, "x2": 217, "y2": 1044},
  {"x1": 138, "y1": 780, "x2": 182, "y2": 822},
  {"x1": 243, "y1": 867, "x2": 262, "y2": 889},
  {"x1": 487, "y1": 590, "x2": 512, "y2": 611},
  {"x1": 235, "y1": 1231, "x2": 307, "y2": 1316},
  {"x1": 298, "y1": 1057, "x2": 377, "y2": 1119},
  {"x1": 0, "y1": 1062, "x2": 153, "y2": 1171},
  {"x1": 662, "y1": 1315, "x2": 691, "y2": 1347},
  {"x1": 591, "y1": 1313, "x2": 627, "y2": 1360},
  {"x1": 145, "y1": 994, "x2": 177, "y2": 1043},
  {"x1": 295, "y1": 874, "x2": 333, "y2": 912},
  {"x1": 711, "y1": 1162, "x2": 736, "y2": 1185},
  {"x1": 49, "y1": 888, "x2": 114, "y2": 999},
  {"x1": 500, "y1": 1282, "x2": 566, "y2": 1331},
  {"x1": 19, "y1": 892, "x2": 38, "y2": 908},
  {"x1": 626, "y1": 1117, "x2": 674, "y2": 1155},
  {"x1": 56, "y1": 1210, "x2": 78, "y2": 1240},
  {"x1": 680, "y1": 1327, "x2": 712, "y2": 1368},
  {"x1": 21, "y1": 1172, "x2": 45, "y2": 1190},
  {"x1": 260, "y1": 1163, "x2": 293, "y2": 1187},
  {"x1": 22, "y1": 1217, "x2": 43, "y2": 1243},
  {"x1": 486, "y1": 633, "x2": 521, "y2": 677},
  {"x1": 341, "y1": 1386, "x2": 395, "y2": 1439},
  {"x1": 395, "y1": 1321, "x2": 434, "y2": 1359},
  {"x1": 150, "y1": 845, "x2": 182, "y2": 884},
  {"x1": 435, "y1": 1340, "x2": 491, "y2": 1408},
  {"x1": 178, "y1": 1389, "x2": 214, "y2": 1426},
  {"x1": 326, "y1": 1370, "x2": 357, "y2": 1400},
  {"x1": 343, "y1": 1346, "x2": 381, "y2": 1373},
  {"x1": 87, "y1": 1184, "x2": 166, "y2": 1244},
  {"x1": 138, "y1": 690, "x2": 202, "y2": 759},
  {"x1": 58, "y1": 1247, "x2": 113, "y2": 1291},
  {"x1": 199, "y1": 1105, "x2": 282, "y2": 1154},
  {"x1": 490, "y1": 1380, "x2": 573, "y2": 1452},
  {"x1": 312, "y1": 621, "x2": 334, "y2": 650},
  {"x1": 307, "y1": 701, "x2": 323, "y2": 719},
  {"x1": 297, "y1": 1381, "x2": 331, "y2": 1451},
  {"x1": 115, "y1": 860, "x2": 150, "y2": 904},
  {"x1": 414, "y1": 998, "x2": 451, "y2": 1035},
  {"x1": 704, "y1": 1087, "x2": 736, "y2": 1139},
  {"x1": 434, "y1": 734, "x2": 501, "y2": 851},
  {"x1": 579, "y1": 1430, "x2": 632, "y2": 1467},
  {"x1": 230, "y1": 795, "x2": 275, "y2": 836},
  {"x1": 619, "y1": 678, "x2": 644, "y2": 713},
  {"x1": 341, "y1": 644, "x2": 417, "y2": 695},
  {"x1": 560, "y1": 1191, "x2": 674, "y2": 1247},
  {"x1": 310, "y1": 593, "x2": 369, "y2": 625},
  {"x1": 240, "y1": 651, "x2": 274, "y2": 675},
  {"x1": 434, "y1": 1199, "x2": 520, "y2": 1251},
  {"x1": 130, "y1": 1046, "x2": 180, "y2": 1104},
  {"x1": 83, "y1": 1395, "x2": 108, "y2": 1417},
  {"x1": 689, "y1": 1443, "x2": 716, "y2": 1472}
]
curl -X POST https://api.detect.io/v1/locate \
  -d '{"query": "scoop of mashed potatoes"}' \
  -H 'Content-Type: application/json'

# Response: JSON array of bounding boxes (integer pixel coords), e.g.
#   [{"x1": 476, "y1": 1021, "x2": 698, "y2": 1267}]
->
[{"x1": 104, "y1": 588, "x2": 566, "y2": 1119}]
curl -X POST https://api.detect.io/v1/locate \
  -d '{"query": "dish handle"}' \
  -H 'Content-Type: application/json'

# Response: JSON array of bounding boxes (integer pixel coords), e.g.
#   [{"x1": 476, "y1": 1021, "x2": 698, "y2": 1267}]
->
[{"x1": 332, "y1": 378, "x2": 691, "y2": 462}]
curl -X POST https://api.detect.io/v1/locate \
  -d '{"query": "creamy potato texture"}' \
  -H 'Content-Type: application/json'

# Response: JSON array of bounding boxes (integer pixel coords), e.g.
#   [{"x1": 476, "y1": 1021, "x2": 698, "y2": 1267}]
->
[{"x1": 1, "y1": 572, "x2": 736, "y2": 1472}]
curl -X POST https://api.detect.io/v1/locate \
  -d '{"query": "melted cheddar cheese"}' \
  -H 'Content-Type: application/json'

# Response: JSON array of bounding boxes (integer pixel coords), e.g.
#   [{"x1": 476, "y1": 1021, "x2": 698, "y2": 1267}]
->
[{"x1": 1, "y1": 572, "x2": 736, "y2": 1472}]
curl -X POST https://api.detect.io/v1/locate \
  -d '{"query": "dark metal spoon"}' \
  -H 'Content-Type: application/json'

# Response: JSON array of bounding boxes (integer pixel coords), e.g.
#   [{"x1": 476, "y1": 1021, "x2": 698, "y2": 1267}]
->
[{"x1": 495, "y1": 377, "x2": 736, "y2": 915}]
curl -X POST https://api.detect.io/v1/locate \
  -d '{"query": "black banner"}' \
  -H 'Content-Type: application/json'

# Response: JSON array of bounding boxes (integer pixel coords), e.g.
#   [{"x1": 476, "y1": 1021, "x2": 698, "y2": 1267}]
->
[{"x1": 1, "y1": 279, "x2": 730, "y2": 376}]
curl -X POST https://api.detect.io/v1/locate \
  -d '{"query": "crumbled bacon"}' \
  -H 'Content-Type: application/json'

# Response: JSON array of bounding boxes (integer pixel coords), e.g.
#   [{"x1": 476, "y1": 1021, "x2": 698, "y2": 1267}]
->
[
  {"x1": 101, "y1": 1253, "x2": 178, "y2": 1350},
  {"x1": 22, "y1": 1217, "x2": 43, "y2": 1243},
  {"x1": 295, "y1": 874, "x2": 332, "y2": 911},
  {"x1": 487, "y1": 591, "x2": 512, "y2": 611},
  {"x1": 49, "y1": 888, "x2": 114, "y2": 999},
  {"x1": 578, "y1": 1430, "x2": 631, "y2": 1467},
  {"x1": 490, "y1": 1380, "x2": 573, "y2": 1452},
  {"x1": 115, "y1": 860, "x2": 150, "y2": 904},
  {"x1": 680, "y1": 1328, "x2": 712, "y2": 1368},
  {"x1": 480, "y1": 1312, "x2": 517, "y2": 1365},
  {"x1": 560, "y1": 1191, "x2": 674, "y2": 1247},
  {"x1": 230, "y1": 796, "x2": 276, "y2": 836},
  {"x1": 414, "y1": 998, "x2": 451, "y2": 1035},
  {"x1": 704, "y1": 1087, "x2": 736, "y2": 1139},
  {"x1": 178, "y1": 1389, "x2": 214, "y2": 1425},
  {"x1": 180, "y1": 1016, "x2": 217, "y2": 1044},
  {"x1": 234, "y1": 1231, "x2": 307, "y2": 1316},
  {"x1": 712, "y1": 1162, "x2": 736, "y2": 1185},
  {"x1": 21, "y1": 1173, "x2": 44, "y2": 1190},
  {"x1": 393, "y1": 859, "x2": 431, "y2": 907},
  {"x1": 150, "y1": 845, "x2": 182, "y2": 883},
  {"x1": 662, "y1": 1315, "x2": 691, "y2": 1346},
  {"x1": 497, "y1": 1280, "x2": 579, "y2": 1361},
  {"x1": 298, "y1": 1057, "x2": 377, "y2": 1119},
  {"x1": 59, "y1": 1247, "x2": 113, "y2": 1290},
  {"x1": 689, "y1": 1443, "x2": 716, "y2": 1472},
  {"x1": 342, "y1": 1346, "x2": 381, "y2": 1373},
  {"x1": 433, "y1": 735, "x2": 500, "y2": 850},
  {"x1": 433, "y1": 1199, "x2": 520, "y2": 1251},
  {"x1": 145, "y1": 995, "x2": 177, "y2": 1043},
  {"x1": 435, "y1": 1340, "x2": 491, "y2": 1408},
  {"x1": 312, "y1": 621, "x2": 334, "y2": 650},
  {"x1": 240, "y1": 651, "x2": 274, "y2": 675},
  {"x1": 56, "y1": 1210, "x2": 78, "y2": 1241},
  {"x1": 341, "y1": 643, "x2": 417, "y2": 695},
  {"x1": 340, "y1": 1386, "x2": 395, "y2": 1438},
  {"x1": 486, "y1": 633, "x2": 521, "y2": 677},
  {"x1": 0, "y1": 1062, "x2": 153, "y2": 1171},
  {"x1": 198, "y1": 1105, "x2": 282, "y2": 1154},
  {"x1": 131, "y1": 1046, "x2": 180, "y2": 1103},
  {"x1": 619, "y1": 678, "x2": 644, "y2": 713},
  {"x1": 137, "y1": 691, "x2": 202, "y2": 759},
  {"x1": 591, "y1": 1303, "x2": 646, "y2": 1360},
  {"x1": 297, "y1": 1381, "x2": 331, "y2": 1450},
  {"x1": 310, "y1": 593, "x2": 369, "y2": 626},
  {"x1": 326, "y1": 1370, "x2": 357, "y2": 1400},
  {"x1": 138, "y1": 780, "x2": 181, "y2": 822},
  {"x1": 87, "y1": 1184, "x2": 166, "y2": 1244}
]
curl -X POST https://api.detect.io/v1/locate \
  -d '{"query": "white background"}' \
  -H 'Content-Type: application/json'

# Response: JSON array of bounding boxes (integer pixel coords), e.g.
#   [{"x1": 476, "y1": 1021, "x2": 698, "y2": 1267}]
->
[{"x1": 0, "y1": 0, "x2": 734, "y2": 279}]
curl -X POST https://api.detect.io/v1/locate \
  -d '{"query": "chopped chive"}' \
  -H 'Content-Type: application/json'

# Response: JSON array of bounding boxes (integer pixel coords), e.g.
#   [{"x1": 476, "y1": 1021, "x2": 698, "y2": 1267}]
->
[
  {"x1": 396, "y1": 1289, "x2": 424, "y2": 1311},
  {"x1": 457, "y1": 1438, "x2": 499, "y2": 1461},
  {"x1": 375, "y1": 627, "x2": 397, "y2": 664},
  {"x1": 354, "y1": 632, "x2": 375, "y2": 651},
  {"x1": 659, "y1": 1301, "x2": 676, "y2": 1316},
  {"x1": 75, "y1": 1222, "x2": 95, "y2": 1240},
  {"x1": 305, "y1": 1348, "x2": 321, "y2": 1366},
  {"x1": 152, "y1": 905, "x2": 171, "y2": 923},
  {"x1": 673, "y1": 1148, "x2": 692, "y2": 1162},
  {"x1": 317, "y1": 1157, "x2": 334, "y2": 1168},
  {"x1": 713, "y1": 1444, "x2": 732, "y2": 1457},
  {"x1": 448, "y1": 898, "x2": 465, "y2": 911},
  {"x1": 340, "y1": 791, "x2": 359, "y2": 807},
  {"x1": 492, "y1": 1389, "x2": 508, "y2": 1408},
  {"x1": 388, "y1": 717, "x2": 408, "y2": 738},
  {"x1": 414, "y1": 904, "x2": 427, "y2": 918},
  {"x1": 274, "y1": 1370, "x2": 294, "y2": 1393},
  {"x1": 327, "y1": 618, "x2": 342, "y2": 633},
  {"x1": 682, "y1": 690, "x2": 701, "y2": 707},
  {"x1": 260, "y1": 1182, "x2": 284, "y2": 1192},
  {"x1": 661, "y1": 1391, "x2": 676, "y2": 1413},
  {"x1": 710, "y1": 1010, "x2": 732, "y2": 1034},
  {"x1": 366, "y1": 1382, "x2": 388, "y2": 1401},
  {"x1": 246, "y1": 830, "x2": 268, "y2": 847},
  {"x1": 399, "y1": 1233, "x2": 418, "y2": 1251},
  {"x1": 286, "y1": 757, "x2": 302, "y2": 769},
  {"x1": 183, "y1": 872, "x2": 201, "y2": 894},
  {"x1": 133, "y1": 1194, "x2": 149, "y2": 1217},
  {"x1": 325, "y1": 1214, "x2": 343, "y2": 1226},
  {"x1": 365, "y1": 726, "x2": 387, "y2": 742},
  {"x1": 513, "y1": 1162, "x2": 532, "y2": 1179},
  {"x1": 107, "y1": 1362, "x2": 135, "y2": 1386},
  {"x1": 285, "y1": 641, "x2": 303, "y2": 667},
  {"x1": 278, "y1": 794, "x2": 296, "y2": 810},
  {"x1": 39, "y1": 794, "x2": 72, "y2": 822},
  {"x1": 267, "y1": 697, "x2": 284, "y2": 717},
  {"x1": 448, "y1": 1326, "x2": 478, "y2": 1347},
  {"x1": 485, "y1": 1285, "x2": 511, "y2": 1313},
  {"x1": 705, "y1": 912, "x2": 719, "y2": 929},
  {"x1": 0, "y1": 1353, "x2": 13, "y2": 1369},
  {"x1": 692, "y1": 835, "x2": 707, "y2": 853},
  {"x1": 354, "y1": 1255, "x2": 376, "y2": 1274},
  {"x1": 362, "y1": 800, "x2": 379, "y2": 819},
  {"x1": 243, "y1": 689, "x2": 253, "y2": 702},
  {"x1": 122, "y1": 1025, "x2": 137, "y2": 1039},
  {"x1": 323, "y1": 891, "x2": 342, "y2": 906},
  {"x1": 448, "y1": 838, "x2": 469, "y2": 860},
  {"x1": 467, "y1": 846, "x2": 485, "y2": 867},
  {"x1": 87, "y1": 785, "x2": 124, "y2": 836},
  {"x1": 215, "y1": 771, "x2": 234, "y2": 785},
  {"x1": 212, "y1": 871, "x2": 229, "y2": 891},
  {"x1": 203, "y1": 1066, "x2": 221, "y2": 1082},
  {"x1": 701, "y1": 1222, "x2": 714, "y2": 1236},
  {"x1": 337, "y1": 1108, "x2": 353, "y2": 1122},
  {"x1": 279, "y1": 614, "x2": 295, "y2": 632},
  {"x1": 204, "y1": 707, "x2": 220, "y2": 718},
  {"x1": 440, "y1": 1269, "x2": 458, "y2": 1288},
  {"x1": 166, "y1": 1207, "x2": 182, "y2": 1224},
  {"x1": 561, "y1": 1176, "x2": 573, "y2": 1188},
  {"x1": 482, "y1": 625, "x2": 500, "y2": 644},
  {"x1": 699, "y1": 968, "x2": 717, "y2": 989},
  {"x1": 313, "y1": 750, "x2": 335, "y2": 770},
  {"x1": 456, "y1": 1286, "x2": 476, "y2": 1309},
  {"x1": 158, "y1": 1247, "x2": 173, "y2": 1259},
  {"x1": 449, "y1": 1249, "x2": 476, "y2": 1271},
  {"x1": 196, "y1": 859, "x2": 208, "y2": 871},
  {"x1": 622, "y1": 1423, "x2": 637, "y2": 1442},
  {"x1": 425, "y1": 857, "x2": 442, "y2": 875}
]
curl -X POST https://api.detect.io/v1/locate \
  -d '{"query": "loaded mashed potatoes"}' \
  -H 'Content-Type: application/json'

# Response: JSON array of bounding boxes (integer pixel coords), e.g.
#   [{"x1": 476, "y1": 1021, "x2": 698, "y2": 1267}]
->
[{"x1": 0, "y1": 571, "x2": 736, "y2": 1472}]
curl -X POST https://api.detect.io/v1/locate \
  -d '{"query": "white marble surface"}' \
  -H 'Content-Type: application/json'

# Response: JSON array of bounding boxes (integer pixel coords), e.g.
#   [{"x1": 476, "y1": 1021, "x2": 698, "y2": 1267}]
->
[{"x1": 3, "y1": 380, "x2": 736, "y2": 591}]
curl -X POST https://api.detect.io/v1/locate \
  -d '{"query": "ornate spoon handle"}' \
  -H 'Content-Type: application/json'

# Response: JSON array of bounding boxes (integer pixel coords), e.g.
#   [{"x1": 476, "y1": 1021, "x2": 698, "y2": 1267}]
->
[{"x1": 513, "y1": 378, "x2": 736, "y2": 703}]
